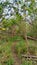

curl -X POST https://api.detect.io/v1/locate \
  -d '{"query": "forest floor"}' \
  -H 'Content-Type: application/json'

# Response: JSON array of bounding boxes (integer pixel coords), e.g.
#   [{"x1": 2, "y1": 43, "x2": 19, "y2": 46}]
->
[
  {"x1": 12, "y1": 41, "x2": 22, "y2": 65},
  {"x1": 0, "y1": 35, "x2": 37, "y2": 65}
]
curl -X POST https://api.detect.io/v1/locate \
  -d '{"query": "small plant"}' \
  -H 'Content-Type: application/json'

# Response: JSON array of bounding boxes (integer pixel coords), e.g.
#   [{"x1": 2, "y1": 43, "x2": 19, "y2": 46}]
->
[
  {"x1": 29, "y1": 46, "x2": 36, "y2": 55},
  {"x1": 21, "y1": 60, "x2": 33, "y2": 65},
  {"x1": 15, "y1": 40, "x2": 27, "y2": 55},
  {"x1": 3, "y1": 58, "x2": 14, "y2": 65}
]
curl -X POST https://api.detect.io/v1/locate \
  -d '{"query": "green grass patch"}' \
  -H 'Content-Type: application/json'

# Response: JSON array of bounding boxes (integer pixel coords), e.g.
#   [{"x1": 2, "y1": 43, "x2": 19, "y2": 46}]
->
[
  {"x1": 0, "y1": 37, "x2": 14, "y2": 65},
  {"x1": 0, "y1": 35, "x2": 37, "y2": 65},
  {"x1": 21, "y1": 60, "x2": 33, "y2": 65}
]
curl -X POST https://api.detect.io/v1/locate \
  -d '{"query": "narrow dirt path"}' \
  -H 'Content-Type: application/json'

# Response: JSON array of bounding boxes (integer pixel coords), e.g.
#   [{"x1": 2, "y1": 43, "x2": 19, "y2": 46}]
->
[{"x1": 12, "y1": 41, "x2": 21, "y2": 65}]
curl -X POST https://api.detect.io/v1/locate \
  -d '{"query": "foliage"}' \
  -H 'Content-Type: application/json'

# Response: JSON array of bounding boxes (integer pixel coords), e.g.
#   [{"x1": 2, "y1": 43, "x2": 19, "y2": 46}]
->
[
  {"x1": 0, "y1": 0, "x2": 37, "y2": 39},
  {"x1": 2, "y1": 19, "x2": 15, "y2": 28},
  {"x1": 12, "y1": 35, "x2": 23, "y2": 41},
  {"x1": 31, "y1": 21, "x2": 37, "y2": 38},
  {"x1": 0, "y1": 1, "x2": 37, "y2": 65},
  {"x1": 19, "y1": 21, "x2": 27, "y2": 36},
  {"x1": 0, "y1": 37, "x2": 14, "y2": 65},
  {"x1": 2, "y1": 57, "x2": 14, "y2": 65},
  {"x1": 0, "y1": 4, "x2": 3, "y2": 17},
  {"x1": 28, "y1": 20, "x2": 37, "y2": 38},
  {"x1": 15, "y1": 40, "x2": 27, "y2": 55},
  {"x1": 21, "y1": 60, "x2": 33, "y2": 65}
]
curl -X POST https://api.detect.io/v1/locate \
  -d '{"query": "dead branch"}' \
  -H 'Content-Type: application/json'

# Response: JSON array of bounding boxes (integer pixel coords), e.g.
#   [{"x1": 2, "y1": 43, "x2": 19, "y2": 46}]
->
[{"x1": 21, "y1": 54, "x2": 37, "y2": 61}]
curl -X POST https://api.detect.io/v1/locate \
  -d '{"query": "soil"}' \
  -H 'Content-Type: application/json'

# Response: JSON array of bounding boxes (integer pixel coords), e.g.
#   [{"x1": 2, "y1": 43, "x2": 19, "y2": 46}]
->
[{"x1": 12, "y1": 41, "x2": 21, "y2": 65}]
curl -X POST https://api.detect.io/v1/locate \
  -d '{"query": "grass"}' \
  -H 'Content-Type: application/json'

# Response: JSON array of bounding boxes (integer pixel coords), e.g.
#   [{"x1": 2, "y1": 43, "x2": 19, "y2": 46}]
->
[
  {"x1": 15, "y1": 38, "x2": 37, "y2": 56},
  {"x1": 15, "y1": 40, "x2": 27, "y2": 55},
  {"x1": 21, "y1": 59, "x2": 37, "y2": 65},
  {"x1": 0, "y1": 37, "x2": 14, "y2": 65},
  {"x1": 0, "y1": 35, "x2": 37, "y2": 65},
  {"x1": 21, "y1": 60, "x2": 33, "y2": 65}
]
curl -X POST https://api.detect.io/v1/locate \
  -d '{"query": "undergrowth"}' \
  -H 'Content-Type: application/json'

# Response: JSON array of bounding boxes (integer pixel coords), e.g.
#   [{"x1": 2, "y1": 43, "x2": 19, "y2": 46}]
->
[{"x1": 0, "y1": 35, "x2": 37, "y2": 65}]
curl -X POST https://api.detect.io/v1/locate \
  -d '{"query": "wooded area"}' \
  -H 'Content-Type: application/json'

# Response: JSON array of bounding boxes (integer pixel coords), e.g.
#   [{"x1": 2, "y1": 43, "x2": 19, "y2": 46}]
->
[{"x1": 0, "y1": 0, "x2": 37, "y2": 65}]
